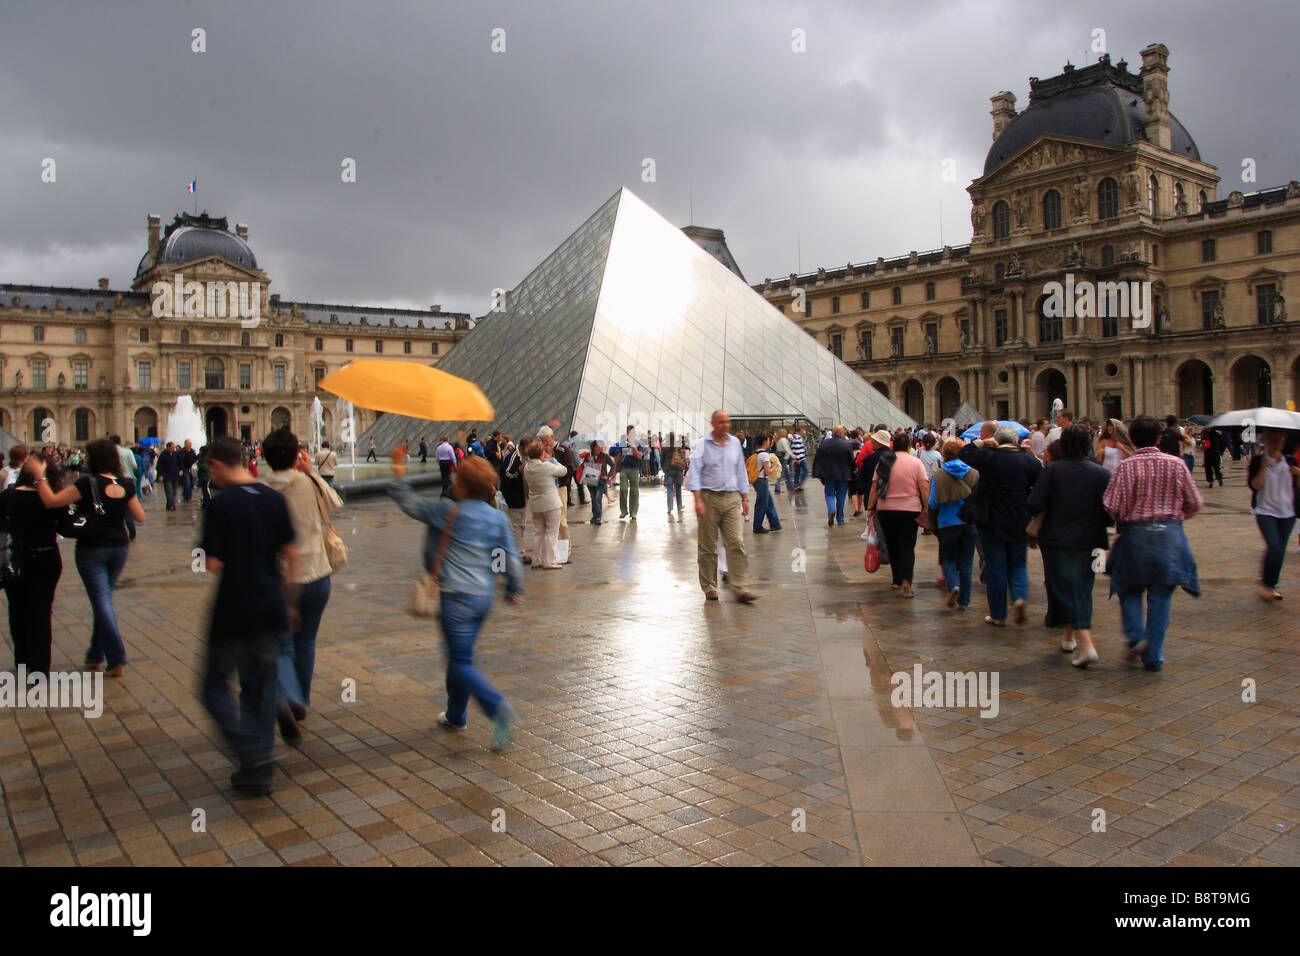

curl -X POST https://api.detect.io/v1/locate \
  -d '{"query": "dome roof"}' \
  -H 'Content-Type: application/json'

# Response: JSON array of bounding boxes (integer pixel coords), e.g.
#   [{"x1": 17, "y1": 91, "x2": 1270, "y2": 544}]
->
[
  {"x1": 984, "y1": 58, "x2": 1200, "y2": 175},
  {"x1": 135, "y1": 213, "x2": 257, "y2": 278}
]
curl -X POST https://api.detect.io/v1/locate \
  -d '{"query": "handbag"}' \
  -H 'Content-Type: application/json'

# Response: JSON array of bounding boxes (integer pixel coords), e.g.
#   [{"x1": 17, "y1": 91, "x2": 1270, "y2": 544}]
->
[
  {"x1": 956, "y1": 482, "x2": 990, "y2": 527},
  {"x1": 582, "y1": 456, "x2": 601, "y2": 487},
  {"x1": 58, "y1": 475, "x2": 107, "y2": 540},
  {"x1": 1025, "y1": 466, "x2": 1051, "y2": 548},
  {"x1": 864, "y1": 527, "x2": 881, "y2": 574},
  {"x1": 308, "y1": 474, "x2": 348, "y2": 572},
  {"x1": 409, "y1": 503, "x2": 459, "y2": 618},
  {"x1": 670, "y1": 448, "x2": 686, "y2": 471}
]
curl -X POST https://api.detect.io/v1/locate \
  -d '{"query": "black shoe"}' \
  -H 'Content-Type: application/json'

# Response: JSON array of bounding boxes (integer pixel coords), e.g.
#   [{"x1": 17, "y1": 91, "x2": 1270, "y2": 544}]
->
[
  {"x1": 231, "y1": 762, "x2": 274, "y2": 796},
  {"x1": 277, "y1": 705, "x2": 302, "y2": 743},
  {"x1": 290, "y1": 704, "x2": 307, "y2": 722},
  {"x1": 754, "y1": 528, "x2": 769, "y2": 534}
]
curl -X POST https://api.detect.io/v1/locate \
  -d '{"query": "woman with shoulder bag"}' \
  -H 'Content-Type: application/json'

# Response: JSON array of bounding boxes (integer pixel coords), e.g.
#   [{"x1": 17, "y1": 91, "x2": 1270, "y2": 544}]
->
[
  {"x1": 585, "y1": 440, "x2": 615, "y2": 526},
  {"x1": 867, "y1": 432, "x2": 930, "y2": 597},
  {"x1": 928, "y1": 440, "x2": 979, "y2": 611},
  {"x1": 387, "y1": 456, "x2": 523, "y2": 750},
  {"x1": 259, "y1": 427, "x2": 344, "y2": 739},
  {"x1": 0, "y1": 452, "x2": 66, "y2": 676},
  {"x1": 1248, "y1": 428, "x2": 1300, "y2": 602},
  {"x1": 664, "y1": 432, "x2": 687, "y2": 516},
  {"x1": 27, "y1": 438, "x2": 145, "y2": 677},
  {"x1": 1027, "y1": 425, "x2": 1112, "y2": 667}
]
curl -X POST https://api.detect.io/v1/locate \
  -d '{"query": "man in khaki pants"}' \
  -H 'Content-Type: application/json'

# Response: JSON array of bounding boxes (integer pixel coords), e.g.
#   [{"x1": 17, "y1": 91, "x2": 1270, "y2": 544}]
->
[{"x1": 688, "y1": 410, "x2": 755, "y2": 603}]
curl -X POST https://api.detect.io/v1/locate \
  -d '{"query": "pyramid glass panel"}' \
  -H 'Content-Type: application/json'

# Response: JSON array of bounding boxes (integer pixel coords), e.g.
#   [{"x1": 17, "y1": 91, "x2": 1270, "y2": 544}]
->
[{"x1": 363, "y1": 188, "x2": 910, "y2": 451}]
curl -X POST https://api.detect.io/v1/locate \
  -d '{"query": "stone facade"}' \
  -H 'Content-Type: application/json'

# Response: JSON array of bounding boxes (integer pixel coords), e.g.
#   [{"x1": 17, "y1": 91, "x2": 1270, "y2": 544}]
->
[
  {"x1": 0, "y1": 214, "x2": 470, "y2": 447},
  {"x1": 759, "y1": 45, "x2": 1300, "y2": 426}
]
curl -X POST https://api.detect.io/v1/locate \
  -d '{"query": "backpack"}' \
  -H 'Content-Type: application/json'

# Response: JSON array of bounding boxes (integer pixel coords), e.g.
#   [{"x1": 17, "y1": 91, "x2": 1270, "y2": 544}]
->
[{"x1": 745, "y1": 454, "x2": 760, "y2": 486}]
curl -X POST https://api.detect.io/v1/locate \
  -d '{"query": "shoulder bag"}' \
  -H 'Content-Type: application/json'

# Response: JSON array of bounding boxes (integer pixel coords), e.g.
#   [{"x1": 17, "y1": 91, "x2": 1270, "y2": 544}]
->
[
  {"x1": 58, "y1": 475, "x2": 107, "y2": 540},
  {"x1": 308, "y1": 474, "x2": 348, "y2": 572},
  {"x1": 409, "y1": 503, "x2": 459, "y2": 618}
]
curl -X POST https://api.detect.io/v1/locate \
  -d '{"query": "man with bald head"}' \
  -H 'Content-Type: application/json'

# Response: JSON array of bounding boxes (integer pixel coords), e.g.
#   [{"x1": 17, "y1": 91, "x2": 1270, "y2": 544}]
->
[
  {"x1": 980, "y1": 420, "x2": 997, "y2": 441},
  {"x1": 687, "y1": 410, "x2": 755, "y2": 603}
]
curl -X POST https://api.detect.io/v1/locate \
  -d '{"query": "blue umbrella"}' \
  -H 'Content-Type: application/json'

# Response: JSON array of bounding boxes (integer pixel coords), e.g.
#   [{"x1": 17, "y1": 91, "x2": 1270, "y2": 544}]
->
[
  {"x1": 139, "y1": 436, "x2": 162, "y2": 446},
  {"x1": 960, "y1": 420, "x2": 1030, "y2": 441}
]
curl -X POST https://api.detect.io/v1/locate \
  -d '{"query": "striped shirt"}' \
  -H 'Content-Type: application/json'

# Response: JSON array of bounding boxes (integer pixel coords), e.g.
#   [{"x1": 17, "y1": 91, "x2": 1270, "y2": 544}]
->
[
  {"x1": 1103, "y1": 447, "x2": 1203, "y2": 524},
  {"x1": 789, "y1": 433, "x2": 807, "y2": 461}
]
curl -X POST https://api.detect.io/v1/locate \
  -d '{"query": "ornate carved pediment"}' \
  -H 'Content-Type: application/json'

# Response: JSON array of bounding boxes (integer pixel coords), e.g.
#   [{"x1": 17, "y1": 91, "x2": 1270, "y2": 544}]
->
[{"x1": 979, "y1": 137, "x2": 1119, "y2": 186}]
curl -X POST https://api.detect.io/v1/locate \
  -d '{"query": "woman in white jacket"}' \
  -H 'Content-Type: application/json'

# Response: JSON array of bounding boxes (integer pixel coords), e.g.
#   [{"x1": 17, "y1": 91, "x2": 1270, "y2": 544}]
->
[{"x1": 522, "y1": 442, "x2": 567, "y2": 569}]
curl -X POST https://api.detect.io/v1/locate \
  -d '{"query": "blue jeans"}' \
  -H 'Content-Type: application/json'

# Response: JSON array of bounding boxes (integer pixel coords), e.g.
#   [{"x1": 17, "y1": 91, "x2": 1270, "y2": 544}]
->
[
  {"x1": 823, "y1": 479, "x2": 848, "y2": 524},
  {"x1": 979, "y1": 532, "x2": 1028, "y2": 621},
  {"x1": 203, "y1": 632, "x2": 278, "y2": 769},
  {"x1": 754, "y1": 477, "x2": 781, "y2": 531},
  {"x1": 441, "y1": 591, "x2": 507, "y2": 726},
  {"x1": 1255, "y1": 514, "x2": 1296, "y2": 589},
  {"x1": 180, "y1": 470, "x2": 194, "y2": 502},
  {"x1": 937, "y1": 523, "x2": 978, "y2": 608},
  {"x1": 278, "y1": 574, "x2": 332, "y2": 709},
  {"x1": 666, "y1": 468, "x2": 684, "y2": 510},
  {"x1": 75, "y1": 544, "x2": 130, "y2": 668},
  {"x1": 1041, "y1": 545, "x2": 1097, "y2": 629},
  {"x1": 590, "y1": 478, "x2": 606, "y2": 522},
  {"x1": 777, "y1": 457, "x2": 792, "y2": 492},
  {"x1": 793, "y1": 459, "x2": 808, "y2": 488},
  {"x1": 1120, "y1": 586, "x2": 1174, "y2": 668}
]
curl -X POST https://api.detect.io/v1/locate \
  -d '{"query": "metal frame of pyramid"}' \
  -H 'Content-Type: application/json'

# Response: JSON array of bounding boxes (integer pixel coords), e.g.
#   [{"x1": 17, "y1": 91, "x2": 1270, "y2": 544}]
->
[{"x1": 363, "y1": 188, "x2": 911, "y2": 450}]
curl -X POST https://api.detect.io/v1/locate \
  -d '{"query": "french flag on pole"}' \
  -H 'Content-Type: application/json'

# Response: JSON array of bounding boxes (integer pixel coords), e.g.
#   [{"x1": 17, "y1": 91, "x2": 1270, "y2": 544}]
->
[{"x1": 187, "y1": 180, "x2": 197, "y2": 194}]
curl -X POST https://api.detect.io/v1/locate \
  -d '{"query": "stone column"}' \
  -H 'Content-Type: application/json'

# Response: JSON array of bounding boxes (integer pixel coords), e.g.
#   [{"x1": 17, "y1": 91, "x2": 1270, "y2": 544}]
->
[{"x1": 1078, "y1": 361, "x2": 1091, "y2": 419}]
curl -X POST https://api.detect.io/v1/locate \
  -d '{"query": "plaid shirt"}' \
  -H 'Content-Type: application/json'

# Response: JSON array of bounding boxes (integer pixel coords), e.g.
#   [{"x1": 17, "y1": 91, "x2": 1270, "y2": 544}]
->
[{"x1": 1103, "y1": 447, "x2": 1203, "y2": 523}]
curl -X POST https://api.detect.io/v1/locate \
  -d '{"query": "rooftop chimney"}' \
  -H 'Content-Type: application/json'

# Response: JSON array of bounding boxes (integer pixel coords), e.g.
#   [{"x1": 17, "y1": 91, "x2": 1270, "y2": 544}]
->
[
  {"x1": 1140, "y1": 43, "x2": 1171, "y2": 151},
  {"x1": 147, "y1": 214, "x2": 161, "y2": 261},
  {"x1": 990, "y1": 91, "x2": 1017, "y2": 141},
  {"x1": 235, "y1": 223, "x2": 248, "y2": 240},
  {"x1": 98, "y1": 277, "x2": 109, "y2": 291}
]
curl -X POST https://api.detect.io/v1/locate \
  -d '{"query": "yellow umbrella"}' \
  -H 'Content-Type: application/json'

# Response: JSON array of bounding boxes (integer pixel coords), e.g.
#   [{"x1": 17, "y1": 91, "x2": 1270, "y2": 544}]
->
[{"x1": 318, "y1": 360, "x2": 493, "y2": 421}]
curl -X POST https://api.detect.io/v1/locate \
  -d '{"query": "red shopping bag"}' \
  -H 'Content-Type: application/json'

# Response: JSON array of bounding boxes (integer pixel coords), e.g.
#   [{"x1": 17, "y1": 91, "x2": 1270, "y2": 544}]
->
[{"x1": 864, "y1": 527, "x2": 882, "y2": 574}]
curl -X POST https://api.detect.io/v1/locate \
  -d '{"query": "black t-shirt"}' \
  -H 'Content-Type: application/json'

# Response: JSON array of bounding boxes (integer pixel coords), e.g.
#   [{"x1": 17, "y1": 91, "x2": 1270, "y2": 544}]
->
[
  {"x1": 201, "y1": 482, "x2": 294, "y2": 641},
  {"x1": 1157, "y1": 428, "x2": 1183, "y2": 457},
  {"x1": 0, "y1": 487, "x2": 61, "y2": 556},
  {"x1": 74, "y1": 475, "x2": 135, "y2": 547}
]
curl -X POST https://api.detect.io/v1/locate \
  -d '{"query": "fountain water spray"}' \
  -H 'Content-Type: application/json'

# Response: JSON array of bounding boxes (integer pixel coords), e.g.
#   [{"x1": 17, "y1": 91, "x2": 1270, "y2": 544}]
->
[
  {"x1": 309, "y1": 397, "x2": 324, "y2": 453},
  {"x1": 335, "y1": 395, "x2": 357, "y2": 480},
  {"x1": 165, "y1": 396, "x2": 206, "y2": 449}
]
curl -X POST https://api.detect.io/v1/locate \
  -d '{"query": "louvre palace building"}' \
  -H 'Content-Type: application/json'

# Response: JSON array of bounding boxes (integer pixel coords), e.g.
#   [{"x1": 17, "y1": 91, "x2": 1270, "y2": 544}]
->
[
  {"x1": 0, "y1": 212, "x2": 471, "y2": 447},
  {"x1": 758, "y1": 44, "x2": 1299, "y2": 426}
]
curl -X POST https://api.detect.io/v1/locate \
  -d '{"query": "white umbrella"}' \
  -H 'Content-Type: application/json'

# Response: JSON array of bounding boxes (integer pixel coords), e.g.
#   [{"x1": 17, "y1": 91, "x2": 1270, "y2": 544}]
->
[{"x1": 1207, "y1": 407, "x2": 1300, "y2": 432}]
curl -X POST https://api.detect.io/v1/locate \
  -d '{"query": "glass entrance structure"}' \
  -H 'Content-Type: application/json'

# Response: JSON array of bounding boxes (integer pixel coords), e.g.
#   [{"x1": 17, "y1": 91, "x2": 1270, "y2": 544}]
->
[{"x1": 364, "y1": 188, "x2": 910, "y2": 450}]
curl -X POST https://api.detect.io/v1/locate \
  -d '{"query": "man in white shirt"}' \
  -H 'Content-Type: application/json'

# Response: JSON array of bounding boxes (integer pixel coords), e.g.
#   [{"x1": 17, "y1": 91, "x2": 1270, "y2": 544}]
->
[
  {"x1": 1046, "y1": 409, "x2": 1072, "y2": 444},
  {"x1": 687, "y1": 410, "x2": 754, "y2": 603}
]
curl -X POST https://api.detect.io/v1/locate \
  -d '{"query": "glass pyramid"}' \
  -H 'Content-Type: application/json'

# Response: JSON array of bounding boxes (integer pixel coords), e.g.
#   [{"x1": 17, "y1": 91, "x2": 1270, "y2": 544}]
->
[{"x1": 363, "y1": 188, "x2": 910, "y2": 451}]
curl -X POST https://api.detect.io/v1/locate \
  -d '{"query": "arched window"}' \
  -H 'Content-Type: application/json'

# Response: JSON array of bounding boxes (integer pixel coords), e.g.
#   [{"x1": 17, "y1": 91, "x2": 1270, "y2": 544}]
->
[
  {"x1": 992, "y1": 200, "x2": 1010, "y2": 239},
  {"x1": 1199, "y1": 190, "x2": 1208, "y2": 211},
  {"x1": 204, "y1": 357, "x2": 225, "y2": 389},
  {"x1": 1174, "y1": 182, "x2": 1185, "y2": 214},
  {"x1": 1148, "y1": 175, "x2": 1159, "y2": 216},
  {"x1": 1042, "y1": 190, "x2": 1062, "y2": 230},
  {"x1": 1097, "y1": 178, "x2": 1119, "y2": 219}
]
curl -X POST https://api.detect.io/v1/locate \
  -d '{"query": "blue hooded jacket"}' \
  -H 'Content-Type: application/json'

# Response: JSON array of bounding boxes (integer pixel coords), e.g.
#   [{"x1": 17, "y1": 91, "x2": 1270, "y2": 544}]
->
[{"x1": 928, "y1": 459, "x2": 975, "y2": 529}]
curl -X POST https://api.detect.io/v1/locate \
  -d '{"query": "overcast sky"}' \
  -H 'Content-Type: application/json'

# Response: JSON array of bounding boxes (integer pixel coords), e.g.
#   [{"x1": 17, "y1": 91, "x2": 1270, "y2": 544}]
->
[{"x1": 3, "y1": 0, "x2": 1296, "y2": 316}]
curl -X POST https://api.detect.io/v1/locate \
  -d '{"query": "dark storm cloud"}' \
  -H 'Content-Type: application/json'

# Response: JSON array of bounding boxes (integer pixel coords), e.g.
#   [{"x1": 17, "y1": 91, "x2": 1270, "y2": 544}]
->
[{"x1": 1, "y1": 0, "x2": 1295, "y2": 313}]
